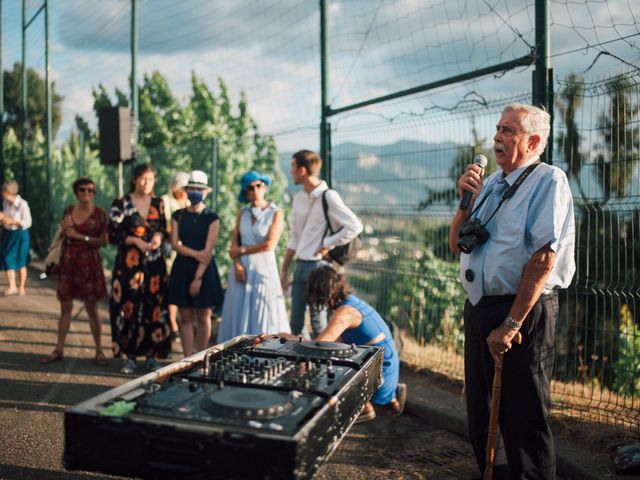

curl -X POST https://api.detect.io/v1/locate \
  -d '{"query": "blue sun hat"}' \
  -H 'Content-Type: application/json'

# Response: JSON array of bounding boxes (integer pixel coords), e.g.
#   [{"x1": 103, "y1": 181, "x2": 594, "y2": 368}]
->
[{"x1": 238, "y1": 170, "x2": 271, "y2": 202}]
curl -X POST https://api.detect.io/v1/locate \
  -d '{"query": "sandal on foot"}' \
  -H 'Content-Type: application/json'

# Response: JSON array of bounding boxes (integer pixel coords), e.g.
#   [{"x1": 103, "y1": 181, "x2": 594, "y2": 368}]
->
[
  {"x1": 386, "y1": 382, "x2": 407, "y2": 417},
  {"x1": 355, "y1": 404, "x2": 377, "y2": 424},
  {"x1": 95, "y1": 350, "x2": 108, "y2": 366},
  {"x1": 40, "y1": 350, "x2": 63, "y2": 364}
]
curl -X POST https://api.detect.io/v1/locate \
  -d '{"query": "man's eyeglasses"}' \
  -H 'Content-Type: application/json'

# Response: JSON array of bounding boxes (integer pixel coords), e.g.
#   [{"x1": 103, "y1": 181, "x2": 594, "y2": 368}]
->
[
  {"x1": 245, "y1": 183, "x2": 265, "y2": 192},
  {"x1": 77, "y1": 187, "x2": 96, "y2": 194}
]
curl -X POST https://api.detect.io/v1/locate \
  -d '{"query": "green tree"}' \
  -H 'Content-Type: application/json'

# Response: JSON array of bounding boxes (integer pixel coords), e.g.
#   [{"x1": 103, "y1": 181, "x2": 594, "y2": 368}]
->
[
  {"x1": 553, "y1": 73, "x2": 640, "y2": 397},
  {"x1": 556, "y1": 73, "x2": 588, "y2": 200},
  {"x1": 3, "y1": 62, "x2": 63, "y2": 140},
  {"x1": 595, "y1": 75, "x2": 640, "y2": 201},
  {"x1": 81, "y1": 71, "x2": 286, "y2": 275}
]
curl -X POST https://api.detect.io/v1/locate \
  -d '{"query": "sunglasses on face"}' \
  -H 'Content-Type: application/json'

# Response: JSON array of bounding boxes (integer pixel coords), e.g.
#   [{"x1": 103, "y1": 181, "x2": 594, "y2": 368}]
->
[
  {"x1": 245, "y1": 183, "x2": 265, "y2": 192},
  {"x1": 77, "y1": 187, "x2": 96, "y2": 194}
]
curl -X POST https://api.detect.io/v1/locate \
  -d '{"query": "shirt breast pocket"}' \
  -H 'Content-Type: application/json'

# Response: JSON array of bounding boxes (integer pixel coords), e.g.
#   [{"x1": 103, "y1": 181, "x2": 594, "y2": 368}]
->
[{"x1": 492, "y1": 209, "x2": 525, "y2": 244}]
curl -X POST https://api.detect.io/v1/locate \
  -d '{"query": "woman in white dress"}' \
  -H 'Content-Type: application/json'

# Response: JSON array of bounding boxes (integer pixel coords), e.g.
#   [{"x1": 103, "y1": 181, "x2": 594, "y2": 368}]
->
[{"x1": 217, "y1": 170, "x2": 290, "y2": 341}]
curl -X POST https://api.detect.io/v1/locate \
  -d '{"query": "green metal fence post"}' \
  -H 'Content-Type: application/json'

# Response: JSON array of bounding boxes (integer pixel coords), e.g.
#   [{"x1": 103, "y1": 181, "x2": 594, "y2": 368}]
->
[
  {"x1": 21, "y1": 0, "x2": 26, "y2": 196},
  {"x1": 533, "y1": 0, "x2": 551, "y2": 163},
  {"x1": 0, "y1": 0, "x2": 4, "y2": 189},
  {"x1": 319, "y1": 0, "x2": 332, "y2": 187},
  {"x1": 45, "y1": 0, "x2": 52, "y2": 241},
  {"x1": 210, "y1": 138, "x2": 218, "y2": 210},
  {"x1": 547, "y1": 68, "x2": 554, "y2": 165},
  {"x1": 130, "y1": 0, "x2": 138, "y2": 166},
  {"x1": 78, "y1": 130, "x2": 85, "y2": 177}
]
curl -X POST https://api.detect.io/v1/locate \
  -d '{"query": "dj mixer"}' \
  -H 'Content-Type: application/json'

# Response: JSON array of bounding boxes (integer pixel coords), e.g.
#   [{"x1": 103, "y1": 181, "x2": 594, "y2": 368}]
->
[{"x1": 64, "y1": 335, "x2": 383, "y2": 480}]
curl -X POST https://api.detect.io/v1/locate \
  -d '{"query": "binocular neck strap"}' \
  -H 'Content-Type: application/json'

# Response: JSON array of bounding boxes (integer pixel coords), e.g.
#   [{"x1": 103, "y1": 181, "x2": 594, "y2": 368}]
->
[{"x1": 470, "y1": 161, "x2": 540, "y2": 225}]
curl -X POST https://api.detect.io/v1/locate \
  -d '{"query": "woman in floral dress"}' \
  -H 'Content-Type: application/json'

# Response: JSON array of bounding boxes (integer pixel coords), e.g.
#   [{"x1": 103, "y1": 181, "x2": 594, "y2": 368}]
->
[{"x1": 109, "y1": 164, "x2": 171, "y2": 374}]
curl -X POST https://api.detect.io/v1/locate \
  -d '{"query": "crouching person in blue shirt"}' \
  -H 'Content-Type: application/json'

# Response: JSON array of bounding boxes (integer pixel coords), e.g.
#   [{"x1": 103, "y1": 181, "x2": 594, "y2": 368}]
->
[{"x1": 305, "y1": 265, "x2": 406, "y2": 423}]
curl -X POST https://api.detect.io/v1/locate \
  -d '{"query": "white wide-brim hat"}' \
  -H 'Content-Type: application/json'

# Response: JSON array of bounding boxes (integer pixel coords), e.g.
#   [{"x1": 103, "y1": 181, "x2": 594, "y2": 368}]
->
[{"x1": 186, "y1": 170, "x2": 212, "y2": 191}]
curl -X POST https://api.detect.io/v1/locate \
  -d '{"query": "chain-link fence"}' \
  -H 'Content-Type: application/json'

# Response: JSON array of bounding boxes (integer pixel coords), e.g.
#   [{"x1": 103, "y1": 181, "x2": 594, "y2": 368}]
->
[{"x1": 329, "y1": 70, "x2": 640, "y2": 433}]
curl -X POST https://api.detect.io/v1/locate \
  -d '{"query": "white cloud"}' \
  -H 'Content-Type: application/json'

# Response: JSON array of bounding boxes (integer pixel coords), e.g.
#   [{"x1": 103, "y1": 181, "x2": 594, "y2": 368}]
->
[
  {"x1": 357, "y1": 153, "x2": 380, "y2": 168},
  {"x1": 34, "y1": 0, "x2": 638, "y2": 154}
]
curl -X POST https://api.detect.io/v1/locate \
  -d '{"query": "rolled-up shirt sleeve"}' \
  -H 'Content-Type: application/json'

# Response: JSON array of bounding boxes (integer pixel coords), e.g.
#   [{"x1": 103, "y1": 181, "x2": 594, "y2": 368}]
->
[
  {"x1": 321, "y1": 190, "x2": 363, "y2": 249},
  {"x1": 527, "y1": 171, "x2": 574, "y2": 253},
  {"x1": 287, "y1": 197, "x2": 301, "y2": 251}
]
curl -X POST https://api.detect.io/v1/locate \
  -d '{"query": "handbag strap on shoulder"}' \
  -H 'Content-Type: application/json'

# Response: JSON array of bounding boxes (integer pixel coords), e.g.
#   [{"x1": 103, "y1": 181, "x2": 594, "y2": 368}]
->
[{"x1": 321, "y1": 189, "x2": 335, "y2": 237}]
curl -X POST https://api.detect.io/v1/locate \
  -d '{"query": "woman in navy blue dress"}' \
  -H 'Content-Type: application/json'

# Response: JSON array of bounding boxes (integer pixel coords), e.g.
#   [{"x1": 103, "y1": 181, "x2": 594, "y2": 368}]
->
[
  {"x1": 169, "y1": 170, "x2": 223, "y2": 357},
  {"x1": 307, "y1": 265, "x2": 406, "y2": 423}
]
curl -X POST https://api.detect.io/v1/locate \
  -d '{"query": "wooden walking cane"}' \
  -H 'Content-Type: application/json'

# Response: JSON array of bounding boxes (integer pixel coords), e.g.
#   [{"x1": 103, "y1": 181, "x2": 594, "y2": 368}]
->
[{"x1": 484, "y1": 332, "x2": 522, "y2": 480}]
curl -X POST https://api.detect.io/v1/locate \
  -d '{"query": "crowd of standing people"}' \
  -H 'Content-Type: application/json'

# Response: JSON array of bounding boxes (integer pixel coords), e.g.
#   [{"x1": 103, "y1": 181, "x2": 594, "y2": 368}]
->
[{"x1": 6, "y1": 149, "x2": 377, "y2": 378}]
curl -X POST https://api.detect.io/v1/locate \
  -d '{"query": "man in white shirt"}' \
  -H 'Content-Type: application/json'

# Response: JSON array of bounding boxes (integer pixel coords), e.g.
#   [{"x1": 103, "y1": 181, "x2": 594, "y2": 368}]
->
[{"x1": 280, "y1": 150, "x2": 363, "y2": 337}]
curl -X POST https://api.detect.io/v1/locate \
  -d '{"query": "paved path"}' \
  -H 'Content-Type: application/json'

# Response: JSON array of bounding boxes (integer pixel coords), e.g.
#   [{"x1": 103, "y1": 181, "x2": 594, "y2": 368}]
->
[
  {"x1": 2, "y1": 266, "x2": 628, "y2": 480},
  {"x1": 0, "y1": 267, "x2": 479, "y2": 480}
]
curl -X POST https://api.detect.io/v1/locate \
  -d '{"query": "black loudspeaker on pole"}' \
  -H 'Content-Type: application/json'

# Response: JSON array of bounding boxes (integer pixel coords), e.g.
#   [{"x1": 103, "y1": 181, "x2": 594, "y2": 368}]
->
[
  {"x1": 98, "y1": 107, "x2": 133, "y2": 165},
  {"x1": 459, "y1": 155, "x2": 488, "y2": 210}
]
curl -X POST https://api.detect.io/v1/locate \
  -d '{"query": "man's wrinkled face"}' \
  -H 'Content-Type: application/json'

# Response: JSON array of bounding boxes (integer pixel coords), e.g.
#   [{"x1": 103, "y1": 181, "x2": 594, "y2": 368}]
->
[{"x1": 493, "y1": 110, "x2": 532, "y2": 174}]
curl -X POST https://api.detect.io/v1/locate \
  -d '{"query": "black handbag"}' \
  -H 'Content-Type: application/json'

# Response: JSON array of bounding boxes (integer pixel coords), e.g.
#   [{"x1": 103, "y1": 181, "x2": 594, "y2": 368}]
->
[{"x1": 321, "y1": 190, "x2": 362, "y2": 265}]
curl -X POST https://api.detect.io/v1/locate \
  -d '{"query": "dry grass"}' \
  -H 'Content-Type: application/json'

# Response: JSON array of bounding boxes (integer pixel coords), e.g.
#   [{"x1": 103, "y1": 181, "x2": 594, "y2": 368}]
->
[
  {"x1": 399, "y1": 329, "x2": 465, "y2": 383},
  {"x1": 399, "y1": 329, "x2": 640, "y2": 446}
]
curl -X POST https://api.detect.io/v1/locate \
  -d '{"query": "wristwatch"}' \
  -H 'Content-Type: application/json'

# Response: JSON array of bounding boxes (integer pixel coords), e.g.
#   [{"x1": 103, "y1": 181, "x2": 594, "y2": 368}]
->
[
  {"x1": 84, "y1": 235, "x2": 89, "y2": 242},
  {"x1": 504, "y1": 314, "x2": 523, "y2": 330}
]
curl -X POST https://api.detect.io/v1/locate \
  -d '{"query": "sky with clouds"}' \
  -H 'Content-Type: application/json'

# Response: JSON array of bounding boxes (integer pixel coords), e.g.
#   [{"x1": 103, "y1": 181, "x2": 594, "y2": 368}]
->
[{"x1": 2, "y1": 0, "x2": 638, "y2": 152}]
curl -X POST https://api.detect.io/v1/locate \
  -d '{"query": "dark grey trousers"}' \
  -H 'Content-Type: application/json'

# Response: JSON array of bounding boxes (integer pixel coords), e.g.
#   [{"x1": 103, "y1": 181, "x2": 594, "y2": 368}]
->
[{"x1": 463, "y1": 292, "x2": 558, "y2": 480}]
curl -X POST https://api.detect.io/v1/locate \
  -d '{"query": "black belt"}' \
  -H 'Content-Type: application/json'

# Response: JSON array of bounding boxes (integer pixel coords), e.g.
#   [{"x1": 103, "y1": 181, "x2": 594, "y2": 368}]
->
[
  {"x1": 474, "y1": 291, "x2": 557, "y2": 307},
  {"x1": 297, "y1": 259, "x2": 322, "y2": 263}
]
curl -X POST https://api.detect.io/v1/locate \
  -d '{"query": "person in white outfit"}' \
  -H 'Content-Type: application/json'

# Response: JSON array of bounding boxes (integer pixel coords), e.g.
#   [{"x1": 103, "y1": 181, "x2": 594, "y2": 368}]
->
[
  {"x1": 217, "y1": 170, "x2": 290, "y2": 341},
  {"x1": 0, "y1": 180, "x2": 32, "y2": 296},
  {"x1": 280, "y1": 150, "x2": 363, "y2": 338}
]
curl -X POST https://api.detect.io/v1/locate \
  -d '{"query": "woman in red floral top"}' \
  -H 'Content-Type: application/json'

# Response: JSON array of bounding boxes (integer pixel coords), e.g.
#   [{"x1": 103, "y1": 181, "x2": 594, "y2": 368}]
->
[
  {"x1": 108, "y1": 164, "x2": 171, "y2": 374},
  {"x1": 41, "y1": 177, "x2": 108, "y2": 365}
]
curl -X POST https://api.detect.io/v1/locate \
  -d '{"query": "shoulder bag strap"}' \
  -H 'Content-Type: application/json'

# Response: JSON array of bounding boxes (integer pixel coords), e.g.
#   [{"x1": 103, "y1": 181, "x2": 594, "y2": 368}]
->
[{"x1": 322, "y1": 189, "x2": 336, "y2": 238}]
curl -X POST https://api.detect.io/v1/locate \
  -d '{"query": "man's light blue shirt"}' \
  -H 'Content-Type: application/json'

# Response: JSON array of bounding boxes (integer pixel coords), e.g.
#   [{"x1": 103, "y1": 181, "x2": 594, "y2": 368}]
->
[{"x1": 460, "y1": 157, "x2": 576, "y2": 306}]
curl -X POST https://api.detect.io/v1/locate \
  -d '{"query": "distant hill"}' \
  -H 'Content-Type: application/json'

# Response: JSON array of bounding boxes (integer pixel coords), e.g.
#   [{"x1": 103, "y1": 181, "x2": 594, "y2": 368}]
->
[{"x1": 280, "y1": 140, "x2": 462, "y2": 213}]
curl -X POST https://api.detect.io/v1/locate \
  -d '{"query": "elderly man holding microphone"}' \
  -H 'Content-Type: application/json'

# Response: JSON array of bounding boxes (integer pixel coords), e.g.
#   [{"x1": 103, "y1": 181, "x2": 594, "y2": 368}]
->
[{"x1": 449, "y1": 103, "x2": 575, "y2": 480}]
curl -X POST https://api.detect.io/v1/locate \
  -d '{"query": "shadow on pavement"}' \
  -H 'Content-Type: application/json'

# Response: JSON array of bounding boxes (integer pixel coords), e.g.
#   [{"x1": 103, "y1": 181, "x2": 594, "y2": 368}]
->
[
  {"x1": 0, "y1": 377, "x2": 115, "y2": 410},
  {"x1": 0, "y1": 350, "x2": 173, "y2": 379},
  {"x1": 0, "y1": 464, "x2": 121, "y2": 480}
]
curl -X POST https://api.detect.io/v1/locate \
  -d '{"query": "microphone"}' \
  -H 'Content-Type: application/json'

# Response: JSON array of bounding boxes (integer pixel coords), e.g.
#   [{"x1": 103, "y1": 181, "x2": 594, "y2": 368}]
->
[{"x1": 459, "y1": 155, "x2": 488, "y2": 210}]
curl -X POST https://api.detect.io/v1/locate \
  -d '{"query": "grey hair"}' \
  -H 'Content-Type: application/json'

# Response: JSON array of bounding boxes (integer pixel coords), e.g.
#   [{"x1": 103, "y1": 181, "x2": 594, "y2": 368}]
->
[
  {"x1": 1, "y1": 180, "x2": 19, "y2": 195},
  {"x1": 503, "y1": 103, "x2": 551, "y2": 156}
]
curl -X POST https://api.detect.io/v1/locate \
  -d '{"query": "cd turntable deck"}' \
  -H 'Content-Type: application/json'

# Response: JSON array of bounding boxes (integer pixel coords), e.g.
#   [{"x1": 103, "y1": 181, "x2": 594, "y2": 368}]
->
[{"x1": 64, "y1": 335, "x2": 383, "y2": 480}]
